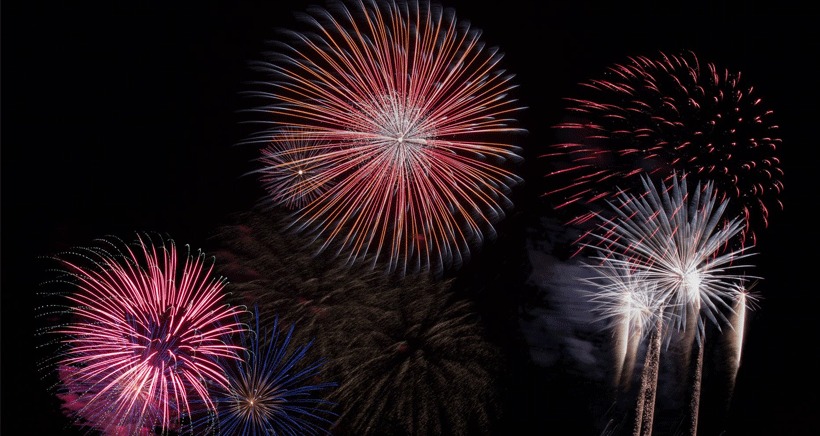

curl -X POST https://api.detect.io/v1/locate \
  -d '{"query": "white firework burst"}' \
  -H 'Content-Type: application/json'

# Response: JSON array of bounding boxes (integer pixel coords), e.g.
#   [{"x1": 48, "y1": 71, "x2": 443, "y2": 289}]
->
[{"x1": 586, "y1": 172, "x2": 757, "y2": 337}]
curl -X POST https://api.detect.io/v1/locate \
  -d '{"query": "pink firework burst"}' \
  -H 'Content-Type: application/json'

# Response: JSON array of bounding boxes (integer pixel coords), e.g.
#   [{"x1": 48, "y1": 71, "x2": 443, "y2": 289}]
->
[
  {"x1": 40, "y1": 234, "x2": 248, "y2": 435},
  {"x1": 244, "y1": 0, "x2": 525, "y2": 275},
  {"x1": 543, "y1": 50, "x2": 783, "y2": 248}
]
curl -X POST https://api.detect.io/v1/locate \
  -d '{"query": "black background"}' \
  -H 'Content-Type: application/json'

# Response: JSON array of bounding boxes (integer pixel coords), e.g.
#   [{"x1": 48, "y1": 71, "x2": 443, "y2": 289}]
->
[{"x1": 2, "y1": 1, "x2": 817, "y2": 435}]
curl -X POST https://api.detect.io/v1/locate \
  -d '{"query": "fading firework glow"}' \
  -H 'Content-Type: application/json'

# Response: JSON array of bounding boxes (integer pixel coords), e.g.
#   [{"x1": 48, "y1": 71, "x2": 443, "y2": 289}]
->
[
  {"x1": 39, "y1": 234, "x2": 247, "y2": 435},
  {"x1": 322, "y1": 275, "x2": 504, "y2": 435},
  {"x1": 543, "y1": 50, "x2": 783, "y2": 248},
  {"x1": 246, "y1": 0, "x2": 525, "y2": 275},
  {"x1": 210, "y1": 209, "x2": 390, "y2": 345}
]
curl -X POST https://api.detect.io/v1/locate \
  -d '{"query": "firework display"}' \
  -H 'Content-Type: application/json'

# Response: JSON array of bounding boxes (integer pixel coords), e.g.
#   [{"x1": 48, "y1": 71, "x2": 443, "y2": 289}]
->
[
  {"x1": 255, "y1": 128, "x2": 335, "y2": 211},
  {"x1": 543, "y1": 50, "x2": 783, "y2": 248},
  {"x1": 585, "y1": 173, "x2": 756, "y2": 336},
  {"x1": 37, "y1": 234, "x2": 248, "y2": 435},
  {"x1": 244, "y1": 0, "x2": 525, "y2": 275},
  {"x1": 14, "y1": 2, "x2": 802, "y2": 435},
  {"x1": 583, "y1": 258, "x2": 664, "y2": 390},
  {"x1": 210, "y1": 208, "x2": 504, "y2": 435}
]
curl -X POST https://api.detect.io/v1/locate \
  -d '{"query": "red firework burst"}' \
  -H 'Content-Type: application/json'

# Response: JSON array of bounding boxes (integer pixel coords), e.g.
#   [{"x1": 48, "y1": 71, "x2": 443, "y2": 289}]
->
[
  {"x1": 244, "y1": 0, "x2": 525, "y2": 275},
  {"x1": 41, "y1": 234, "x2": 247, "y2": 435},
  {"x1": 255, "y1": 128, "x2": 335, "y2": 211},
  {"x1": 542, "y1": 50, "x2": 783, "y2": 248}
]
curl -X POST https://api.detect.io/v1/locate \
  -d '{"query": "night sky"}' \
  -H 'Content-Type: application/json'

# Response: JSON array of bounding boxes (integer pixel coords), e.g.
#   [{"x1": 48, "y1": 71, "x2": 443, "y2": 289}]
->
[{"x1": 2, "y1": 1, "x2": 817, "y2": 435}]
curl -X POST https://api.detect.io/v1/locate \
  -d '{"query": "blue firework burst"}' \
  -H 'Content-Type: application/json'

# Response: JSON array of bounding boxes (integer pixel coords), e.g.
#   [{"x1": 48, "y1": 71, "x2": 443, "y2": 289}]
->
[{"x1": 213, "y1": 309, "x2": 337, "y2": 435}]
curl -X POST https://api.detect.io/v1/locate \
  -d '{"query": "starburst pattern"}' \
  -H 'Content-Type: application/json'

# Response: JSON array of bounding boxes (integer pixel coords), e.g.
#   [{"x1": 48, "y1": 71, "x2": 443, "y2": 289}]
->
[
  {"x1": 583, "y1": 257, "x2": 665, "y2": 388},
  {"x1": 586, "y1": 173, "x2": 757, "y2": 336},
  {"x1": 37, "y1": 234, "x2": 247, "y2": 435},
  {"x1": 244, "y1": 0, "x2": 525, "y2": 275},
  {"x1": 543, "y1": 50, "x2": 783, "y2": 247},
  {"x1": 212, "y1": 308, "x2": 337, "y2": 435}
]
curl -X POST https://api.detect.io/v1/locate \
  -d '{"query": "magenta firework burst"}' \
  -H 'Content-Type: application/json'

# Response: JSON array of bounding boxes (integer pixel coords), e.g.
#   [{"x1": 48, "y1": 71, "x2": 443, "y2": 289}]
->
[
  {"x1": 245, "y1": 0, "x2": 525, "y2": 275},
  {"x1": 39, "y1": 234, "x2": 247, "y2": 435},
  {"x1": 543, "y1": 50, "x2": 783, "y2": 247}
]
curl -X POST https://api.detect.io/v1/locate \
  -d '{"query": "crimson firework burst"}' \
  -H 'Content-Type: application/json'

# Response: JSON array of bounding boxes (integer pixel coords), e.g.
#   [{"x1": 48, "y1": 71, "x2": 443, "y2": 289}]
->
[
  {"x1": 38, "y1": 234, "x2": 247, "y2": 435},
  {"x1": 245, "y1": 0, "x2": 525, "y2": 276},
  {"x1": 543, "y1": 50, "x2": 783, "y2": 247}
]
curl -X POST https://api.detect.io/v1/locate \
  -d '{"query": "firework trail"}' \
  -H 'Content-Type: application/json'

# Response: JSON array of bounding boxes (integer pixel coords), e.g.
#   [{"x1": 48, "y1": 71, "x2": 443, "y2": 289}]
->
[
  {"x1": 582, "y1": 256, "x2": 666, "y2": 436},
  {"x1": 723, "y1": 283, "x2": 759, "y2": 400},
  {"x1": 686, "y1": 329, "x2": 706, "y2": 436},
  {"x1": 36, "y1": 233, "x2": 248, "y2": 435},
  {"x1": 543, "y1": 50, "x2": 783, "y2": 249},
  {"x1": 585, "y1": 173, "x2": 757, "y2": 435},
  {"x1": 634, "y1": 315, "x2": 663, "y2": 436},
  {"x1": 244, "y1": 0, "x2": 525, "y2": 276},
  {"x1": 211, "y1": 308, "x2": 337, "y2": 435}
]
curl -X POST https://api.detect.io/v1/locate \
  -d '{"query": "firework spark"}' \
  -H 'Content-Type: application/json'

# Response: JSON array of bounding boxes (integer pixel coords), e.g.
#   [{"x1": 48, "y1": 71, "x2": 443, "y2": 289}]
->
[
  {"x1": 244, "y1": 0, "x2": 525, "y2": 276},
  {"x1": 543, "y1": 50, "x2": 783, "y2": 248},
  {"x1": 586, "y1": 173, "x2": 757, "y2": 337},
  {"x1": 37, "y1": 234, "x2": 247, "y2": 435},
  {"x1": 212, "y1": 308, "x2": 337, "y2": 435}
]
